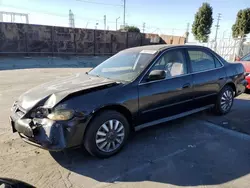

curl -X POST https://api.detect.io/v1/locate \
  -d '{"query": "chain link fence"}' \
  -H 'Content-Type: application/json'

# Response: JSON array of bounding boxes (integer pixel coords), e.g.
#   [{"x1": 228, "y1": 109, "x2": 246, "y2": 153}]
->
[{"x1": 187, "y1": 38, "x2": 250, "y2": 61}]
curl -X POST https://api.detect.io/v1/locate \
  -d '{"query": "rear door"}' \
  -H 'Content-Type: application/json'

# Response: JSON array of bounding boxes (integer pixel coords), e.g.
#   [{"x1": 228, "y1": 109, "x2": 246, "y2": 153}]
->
[
  {"x1": 186, "y1": 48, "x2": 226, "y2": 108},
  {"x1": 137, "y1": 48, "x2": 194, "y2": 125}
]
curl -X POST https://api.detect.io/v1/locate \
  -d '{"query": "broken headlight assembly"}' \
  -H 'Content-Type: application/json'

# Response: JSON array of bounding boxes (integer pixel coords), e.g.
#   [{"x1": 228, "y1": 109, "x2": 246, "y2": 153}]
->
[
  {"x1": 31, "y1": 107, "x2": 49, "y2": 118},
  {"x1": 47, "y1": 109, "x2": 75, "y2": 121}
]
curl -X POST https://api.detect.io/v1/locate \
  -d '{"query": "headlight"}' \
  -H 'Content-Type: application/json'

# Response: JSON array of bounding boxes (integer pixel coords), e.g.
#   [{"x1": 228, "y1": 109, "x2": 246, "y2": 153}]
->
[
  {"x1": 31, "y1": 107, "x2": 49, "y2": 118},
  {"x1": 47, "y1": 109, "x2": 74, "y2": 121}
]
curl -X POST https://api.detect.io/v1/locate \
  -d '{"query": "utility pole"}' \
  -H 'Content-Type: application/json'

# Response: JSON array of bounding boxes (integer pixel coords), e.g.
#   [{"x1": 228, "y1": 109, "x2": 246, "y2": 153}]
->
[
  {"x1": 104, "y1": 15, "x2": 106, "y2": 30},
  {"x1": 116, "y1": 17, "x2": 120, "y2": 30},
  {"x1": 214, "y1": 13, "x2": 221, "y2": 51},
  {"x1": 185, "y1": 22, "x2": 190, "y2": 43},
  {"x1": 142, "y1": 22, "x2": 145, "y2": 33},
  {"x1": 123, "y1": 0, "x2": 126, "y2": 27},
  {"x1": 0, "y1": 13, "x2": 3, "y2": 22},
  {"x1": 85, "y1": 22, "x2": 89, "y2": 28},
  {"x1": 69, "y1": 9, "x2": 75, "y2": 28}
]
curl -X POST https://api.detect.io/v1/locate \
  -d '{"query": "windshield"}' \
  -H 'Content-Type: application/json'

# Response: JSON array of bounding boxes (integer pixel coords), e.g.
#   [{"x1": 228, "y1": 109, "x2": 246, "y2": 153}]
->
[{"x1": 88, "y1": 50, "x2": 157, "y2": 82}]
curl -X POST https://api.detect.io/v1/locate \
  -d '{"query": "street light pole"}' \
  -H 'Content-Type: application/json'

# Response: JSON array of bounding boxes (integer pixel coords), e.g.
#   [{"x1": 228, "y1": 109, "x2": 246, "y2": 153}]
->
[
  {"x1": 116, "y1": 17, "x2": 120, "y2": 30},
  {"x1": 123, "y1": 0, "x2": 126, "y2": 27}
]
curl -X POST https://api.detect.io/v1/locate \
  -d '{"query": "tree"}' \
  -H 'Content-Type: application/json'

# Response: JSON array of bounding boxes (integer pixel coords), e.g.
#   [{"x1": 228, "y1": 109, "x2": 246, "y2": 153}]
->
[
  {"x1": 232, "y1": 8, "x2": 250, "y2": 38},
  {"x1": 121, "y1": 26, "x2": 140, "y2": 33},
  {"x1": 192, "y1": 3, "x2": 213, "y2": 42}
]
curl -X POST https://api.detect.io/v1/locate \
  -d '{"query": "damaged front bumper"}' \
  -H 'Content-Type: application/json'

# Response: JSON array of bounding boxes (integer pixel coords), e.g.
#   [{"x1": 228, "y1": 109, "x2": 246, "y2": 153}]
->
[{"x1": 10, "y1": 108, "x2": 89, "y2": 151}]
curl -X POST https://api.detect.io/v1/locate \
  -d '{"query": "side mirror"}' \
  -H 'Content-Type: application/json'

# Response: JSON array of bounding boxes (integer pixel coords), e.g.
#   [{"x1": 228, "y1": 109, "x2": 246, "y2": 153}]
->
[{"x1": 147, "y1": 70, "x2": 166, "y2": 81}]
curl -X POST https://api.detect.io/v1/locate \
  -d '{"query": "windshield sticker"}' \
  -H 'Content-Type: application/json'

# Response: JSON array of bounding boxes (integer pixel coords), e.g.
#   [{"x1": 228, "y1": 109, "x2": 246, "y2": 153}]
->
[{"x1": 140, "y1": 50, "x2": 157, "y2": 54}]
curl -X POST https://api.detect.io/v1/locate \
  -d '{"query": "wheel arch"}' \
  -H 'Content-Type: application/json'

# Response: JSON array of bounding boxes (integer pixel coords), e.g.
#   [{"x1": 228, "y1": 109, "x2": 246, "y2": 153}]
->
[
  {"x1": 84, "y1": 104, "x2": 135, "y2": 137},
  {"x1": 222, "y1": 81, "x2": 237, "y2": 96}
]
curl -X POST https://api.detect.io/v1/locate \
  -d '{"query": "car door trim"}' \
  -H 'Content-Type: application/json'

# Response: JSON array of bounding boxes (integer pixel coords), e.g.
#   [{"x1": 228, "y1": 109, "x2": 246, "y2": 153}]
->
[
  {"x1": 141, "y1": 98, "x2": 193, "y2": 114},
  {"x1": 139, "y1": 73, "x2": 191, "y2": 86},
  {"x1": 194, "y1": 93, "x2": 217, "y2": 100},
  {"x1": 135, "y1": 104, "x2": 214, "y2": 131},
  {"x1": 139, "y1": 66, "x2": 224, "y2": 86}
]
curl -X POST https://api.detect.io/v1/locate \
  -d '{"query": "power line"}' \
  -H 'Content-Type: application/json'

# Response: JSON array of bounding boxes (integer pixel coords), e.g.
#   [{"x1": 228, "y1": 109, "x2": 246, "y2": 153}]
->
[
  {"x1": 1, "y1": 3, "x2": 186, "y2": 34},
  {"x1": 1, "y1": 3, "x2": 105, "y2": 23},
  {"x1": 75, "y1": 0, "x2": 122, "y2": 7}
]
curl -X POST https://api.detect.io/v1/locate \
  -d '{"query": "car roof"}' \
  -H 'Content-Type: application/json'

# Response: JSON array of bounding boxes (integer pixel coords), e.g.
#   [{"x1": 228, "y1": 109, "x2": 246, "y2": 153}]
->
[{"x1": 123, "y1": 44, "x2": 210, "y2": 53}]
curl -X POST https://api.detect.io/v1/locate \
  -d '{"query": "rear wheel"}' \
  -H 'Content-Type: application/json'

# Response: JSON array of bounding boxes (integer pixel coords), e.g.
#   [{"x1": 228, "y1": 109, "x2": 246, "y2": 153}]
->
[
  {"x1": 245, "y1": 88, "x2": 250, "y2": 94},
  {"x1": 83, "y1": 110, "x2": 130, "y2": 158},
  {"x1": 214, "y1": 85, "x2": 234, "y2": 115}
]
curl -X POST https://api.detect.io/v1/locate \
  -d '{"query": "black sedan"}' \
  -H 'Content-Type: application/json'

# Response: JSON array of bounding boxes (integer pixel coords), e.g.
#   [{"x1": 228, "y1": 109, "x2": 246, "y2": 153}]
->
[{"x1": 10, "y1": 45, "x2": 247, "y2": 158}]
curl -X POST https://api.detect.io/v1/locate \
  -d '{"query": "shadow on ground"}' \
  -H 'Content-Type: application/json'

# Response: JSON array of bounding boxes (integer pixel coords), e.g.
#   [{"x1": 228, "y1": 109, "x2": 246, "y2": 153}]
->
[
  {"x1": 199, "y1": 97, "x2": 250, "y2": 135},
  {"x1": 0, "y1": 56, "x2": 109, "y2": 71},
  {"x1": 50, "y1": 113, "x2": 250, "y2": 187}
]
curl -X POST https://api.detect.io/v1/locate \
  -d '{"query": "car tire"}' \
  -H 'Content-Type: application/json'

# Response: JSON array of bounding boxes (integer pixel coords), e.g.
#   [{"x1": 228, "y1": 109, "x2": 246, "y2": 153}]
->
[
  {"x1": 214, "y1": 85, "x2": 234, "y2": 115},
  {"x1": 245, "y1": 88, "x2": 250, "y2": 94},
  {"x1": 83, "y1": 110, "x2": 130, "y2": 158}
]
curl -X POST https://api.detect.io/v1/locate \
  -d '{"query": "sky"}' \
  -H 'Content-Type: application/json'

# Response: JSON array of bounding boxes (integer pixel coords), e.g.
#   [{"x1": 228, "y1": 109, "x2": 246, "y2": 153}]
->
[{"x1": 0, "y1": 0, "x2": 249, "y2": 42}]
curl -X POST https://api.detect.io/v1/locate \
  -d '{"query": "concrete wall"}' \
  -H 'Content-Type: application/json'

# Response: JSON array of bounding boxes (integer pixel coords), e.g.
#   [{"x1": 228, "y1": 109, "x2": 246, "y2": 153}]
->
[{"x1": 0, "y1": 22, "x2": 186, "y2": 56}]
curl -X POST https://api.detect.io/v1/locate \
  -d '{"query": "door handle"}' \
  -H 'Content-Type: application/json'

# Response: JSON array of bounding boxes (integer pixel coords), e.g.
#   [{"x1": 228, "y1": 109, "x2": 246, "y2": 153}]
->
[
  {"x1": 219, "y1": 77, "x2": 224, "y2": 80},
  {"x1": 182, "y1": 83, "x2": 191, "y2": 89}
]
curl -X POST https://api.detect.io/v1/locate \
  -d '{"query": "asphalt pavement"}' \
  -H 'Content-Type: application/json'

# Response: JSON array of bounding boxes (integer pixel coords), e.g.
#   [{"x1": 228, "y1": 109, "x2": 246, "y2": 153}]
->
[{"x1": 0, "y1": 68, "x2": 250, "y2": 188}]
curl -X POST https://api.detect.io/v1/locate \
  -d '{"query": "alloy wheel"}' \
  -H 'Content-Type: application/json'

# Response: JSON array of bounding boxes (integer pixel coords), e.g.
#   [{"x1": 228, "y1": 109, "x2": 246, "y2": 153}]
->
[
  {"x1": 220, "y1": 90, "x2": 233, "y2": 112},
  {"x1": 95, "y1": 119, "x2": 125, "y2": 153}
]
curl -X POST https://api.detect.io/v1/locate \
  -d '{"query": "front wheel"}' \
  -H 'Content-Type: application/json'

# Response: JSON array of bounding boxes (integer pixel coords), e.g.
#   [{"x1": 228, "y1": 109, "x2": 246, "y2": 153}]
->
[
  {"x1": 83, "y1": 110, "x2": 130, "y2": 158},
  {"x1": 214, "y1": 85, "x2": 234, "y2": 115}
]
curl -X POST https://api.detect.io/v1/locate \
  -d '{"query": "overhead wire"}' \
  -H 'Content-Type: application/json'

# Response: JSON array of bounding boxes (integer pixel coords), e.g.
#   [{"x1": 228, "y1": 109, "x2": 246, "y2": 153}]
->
[
  {"x1": 0, "y1": 3, "x2": 186, "y2": 33},
  {"x1": 75, "y1": 0, "x2": 123, "y2": 7}
]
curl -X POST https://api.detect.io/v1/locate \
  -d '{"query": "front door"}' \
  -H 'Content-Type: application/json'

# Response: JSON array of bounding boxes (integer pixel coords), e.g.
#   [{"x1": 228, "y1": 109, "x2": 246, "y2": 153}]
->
[{"x1": 137, "y1": 49, "x2": 194, "y2": 125}]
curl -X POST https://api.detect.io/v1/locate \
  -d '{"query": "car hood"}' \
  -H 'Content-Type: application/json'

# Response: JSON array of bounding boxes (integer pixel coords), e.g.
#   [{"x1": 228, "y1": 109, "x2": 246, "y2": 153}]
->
[
  {"x1": 18, "y1": 73, "x2": 118, "y2": 111},
  {"x1": 239, "y1": 61, "x2": 250, "y2": 72}
]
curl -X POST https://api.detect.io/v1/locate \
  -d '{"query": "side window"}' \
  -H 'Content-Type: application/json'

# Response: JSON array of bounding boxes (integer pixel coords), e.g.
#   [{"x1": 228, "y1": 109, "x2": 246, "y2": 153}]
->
[
  {"x1": 242, "y1": 54, "x2": 250, "y2": 61},
  {"x1": 188, "y1": 50, "x2": 217, "y2": 72},
  {"x1": 215, "y1": 58, "x2": 223, "y2": 68},
  {"x1": 151, "y1": 50, "x2": 187, "y2": 78}
]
